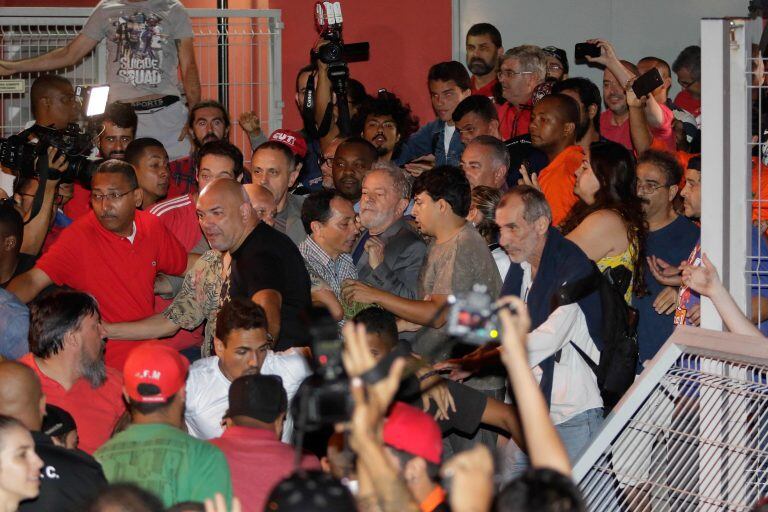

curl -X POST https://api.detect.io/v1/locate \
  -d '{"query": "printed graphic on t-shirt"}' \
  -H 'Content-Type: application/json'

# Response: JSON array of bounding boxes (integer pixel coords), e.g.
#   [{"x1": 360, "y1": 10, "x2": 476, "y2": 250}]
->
[{"x1": 111, "y1": 11, "x2": 170, "y2": 87}]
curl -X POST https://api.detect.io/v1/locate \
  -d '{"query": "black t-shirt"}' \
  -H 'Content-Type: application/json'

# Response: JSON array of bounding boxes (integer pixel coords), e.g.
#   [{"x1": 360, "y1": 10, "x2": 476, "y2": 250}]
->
[
  {"x1": 19, "y1": 432, "x2": 107, "y2": 512},
  {"x1": 504, "y1": 135, "x2": 548, "y2": 188},
  {"x1": 229, "y1": 222, "x2": 312, "y2": 349}
]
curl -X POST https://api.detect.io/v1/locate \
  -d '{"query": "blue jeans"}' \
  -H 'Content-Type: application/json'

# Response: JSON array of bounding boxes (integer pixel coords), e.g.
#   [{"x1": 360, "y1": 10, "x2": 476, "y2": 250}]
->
[{"x1": 501, "y1": 407, "x2": 604, "y2": 483}]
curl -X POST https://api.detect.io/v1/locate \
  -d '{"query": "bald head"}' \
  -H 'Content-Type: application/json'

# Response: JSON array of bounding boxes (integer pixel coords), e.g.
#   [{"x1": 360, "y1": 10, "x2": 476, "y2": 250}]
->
[
  {"x1": 197, "y1": 178, "x2": 257, "y2": 252},
  {"x1": 0, "y1": 361, "x2": 45, "y2": 431},
  {"x1": 244, "y1": 184, "x2": 277, "y2": 227},
  {"x1": 538, "y1": 94, "x2": 580, "y2": 127}
]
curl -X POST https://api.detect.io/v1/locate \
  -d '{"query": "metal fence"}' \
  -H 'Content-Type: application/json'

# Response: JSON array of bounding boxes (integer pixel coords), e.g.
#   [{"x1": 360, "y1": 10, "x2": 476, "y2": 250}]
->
[
  {"x1": 0, "y1": 8, "x2": 283, "y2": 160},
  {"x1": 575, "y1": 326, "x2": 768, "y2": 511}
]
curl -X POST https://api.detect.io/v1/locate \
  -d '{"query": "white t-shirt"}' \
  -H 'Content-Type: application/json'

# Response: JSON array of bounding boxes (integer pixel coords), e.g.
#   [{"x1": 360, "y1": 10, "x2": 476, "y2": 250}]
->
[
  {"x1": 184, "y1": 350, "x2": 311, "y2": 442},
  {"x1": 443, "y1": 124, "x2": 456, "y2": 155}
]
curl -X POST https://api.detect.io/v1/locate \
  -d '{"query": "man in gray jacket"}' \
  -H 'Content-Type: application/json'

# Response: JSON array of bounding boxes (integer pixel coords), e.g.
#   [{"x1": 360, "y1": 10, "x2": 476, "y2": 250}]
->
[{"x1": 343, "y1": 162, "x2": 426, "y2": 300}]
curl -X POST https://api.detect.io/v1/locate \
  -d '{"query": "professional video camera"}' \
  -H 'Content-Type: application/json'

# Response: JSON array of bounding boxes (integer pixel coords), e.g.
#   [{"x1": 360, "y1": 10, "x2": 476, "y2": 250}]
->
[
  {"x1": 0, "y1": 84, "x2": 109, "y2": 185},
  {"x1": 303, "y1": 1, "x2": 370, "y2": 138},
  {"x1": 446, "y1": 284, "x2": 517, "y2": 346}
]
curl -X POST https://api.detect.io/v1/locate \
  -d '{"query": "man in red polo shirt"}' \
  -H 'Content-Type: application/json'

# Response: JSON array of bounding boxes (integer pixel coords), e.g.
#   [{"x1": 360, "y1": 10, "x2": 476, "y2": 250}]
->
[
  {"x1": 7, "y1": 160, "x2": 188, "y2": 370},
  {"x1": 672, "y1": 46, "x2": 701, "y2": 121},
  {"x1": 465, "y1": 23, "x2": 503, "y2": 99},
  {"x1": 496, "y1": 45, "x2": 546, "y2": 139},
  {"x1": 19, "y1": 289, "x2": 125, "y2": 454}
]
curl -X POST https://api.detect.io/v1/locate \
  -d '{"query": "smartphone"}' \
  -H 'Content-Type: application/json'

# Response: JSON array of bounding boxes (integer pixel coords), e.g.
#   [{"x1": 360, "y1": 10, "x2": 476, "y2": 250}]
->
[
  {"x1": 574, "y1": 42, "x2": 601, "y2": 61},
  {"x1": 632, "y1": 68, "x2": 664, "y2": 98}
]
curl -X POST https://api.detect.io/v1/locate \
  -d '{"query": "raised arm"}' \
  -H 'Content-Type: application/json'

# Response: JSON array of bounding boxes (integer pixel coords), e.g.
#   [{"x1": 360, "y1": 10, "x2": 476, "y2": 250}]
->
[{"x1": 0, "y1": 34, "x2": 98, "y2": 75}]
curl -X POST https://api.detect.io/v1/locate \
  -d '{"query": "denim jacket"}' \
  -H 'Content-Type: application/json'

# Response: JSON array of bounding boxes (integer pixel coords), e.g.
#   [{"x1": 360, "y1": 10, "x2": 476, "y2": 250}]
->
[{"x1": 394, "y1": 119, "x2": 464, "y2": 167}]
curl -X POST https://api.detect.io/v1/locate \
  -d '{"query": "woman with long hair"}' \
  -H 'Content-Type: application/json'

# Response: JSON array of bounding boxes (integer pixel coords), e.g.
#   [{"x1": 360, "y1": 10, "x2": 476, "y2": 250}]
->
[
  {"x1": 468, "y1": 186, "x2": 510, "y2": 280},
  {"x1": 0, "y1": 415, "x2": 43, "y2": 512},
  {"x1": 560, "y1": 141, "x2": 648, "y2": 302}
]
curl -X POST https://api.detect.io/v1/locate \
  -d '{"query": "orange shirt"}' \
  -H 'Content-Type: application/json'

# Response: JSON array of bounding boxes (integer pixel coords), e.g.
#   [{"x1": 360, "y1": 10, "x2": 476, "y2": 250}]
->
[
  {"x1": 752, "y1": 156, "x2": 768, "y2": 226},
  {"x1": 419, "y1": 485, "x2": 447, "y2": 512},
  {"x1": 538, "y1": 145, "x2": 584, "y2": 227}
]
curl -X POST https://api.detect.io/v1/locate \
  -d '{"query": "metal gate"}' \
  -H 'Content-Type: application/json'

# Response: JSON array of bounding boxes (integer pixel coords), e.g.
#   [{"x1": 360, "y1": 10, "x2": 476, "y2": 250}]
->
[
  {"x1": 575, "y1": 326, "x2": 768, "y2": 511},
  {"x1": 0, "y1": 7, "x2": 283, "y2": 160}
]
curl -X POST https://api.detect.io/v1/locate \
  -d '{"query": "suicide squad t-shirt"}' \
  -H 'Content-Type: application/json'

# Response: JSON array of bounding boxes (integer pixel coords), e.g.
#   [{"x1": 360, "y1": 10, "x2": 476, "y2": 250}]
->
[{"x1": 81, "y1": 0, "x2": 193, "y2": 101}]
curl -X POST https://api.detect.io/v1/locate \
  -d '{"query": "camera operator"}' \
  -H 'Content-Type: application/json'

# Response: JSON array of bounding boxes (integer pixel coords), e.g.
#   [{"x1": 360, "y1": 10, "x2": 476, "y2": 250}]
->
[{"x1": 0, "y1": 0, "x2": 201, "y2": 171}]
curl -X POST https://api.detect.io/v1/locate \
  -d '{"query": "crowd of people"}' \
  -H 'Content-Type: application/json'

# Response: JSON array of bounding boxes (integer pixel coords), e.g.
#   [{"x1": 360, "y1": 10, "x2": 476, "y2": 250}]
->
[{"x1": 0, "y1": 1, "x2": 765, "y2": 511}]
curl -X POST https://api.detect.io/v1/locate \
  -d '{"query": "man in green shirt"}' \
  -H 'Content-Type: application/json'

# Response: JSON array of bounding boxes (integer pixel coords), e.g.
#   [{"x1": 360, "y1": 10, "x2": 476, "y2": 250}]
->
[{"x1": 95, "y1": 344, "x2": 233, "y2": 507}]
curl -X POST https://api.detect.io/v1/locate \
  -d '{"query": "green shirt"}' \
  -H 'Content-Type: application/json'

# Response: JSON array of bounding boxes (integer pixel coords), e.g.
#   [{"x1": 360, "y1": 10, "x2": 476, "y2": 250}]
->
[{"x1": 95, "y1": 423, "x2": 233, "y2": 507}]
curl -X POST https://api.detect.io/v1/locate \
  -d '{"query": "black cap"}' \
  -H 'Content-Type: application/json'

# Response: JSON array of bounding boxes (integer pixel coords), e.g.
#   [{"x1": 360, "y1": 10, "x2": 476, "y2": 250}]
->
[
  {"x1": 42, "y1": 404, "x2": 77, "y2": 437},
  {"x1": 225, "y1": 374, "x2": 287, "y2": 423},
  {"x1": 264, "y1": 470, "x2": 357, "y2": 512},
  {"x1": 542, "y1": 46, "x2": 569, "y2": 75}
]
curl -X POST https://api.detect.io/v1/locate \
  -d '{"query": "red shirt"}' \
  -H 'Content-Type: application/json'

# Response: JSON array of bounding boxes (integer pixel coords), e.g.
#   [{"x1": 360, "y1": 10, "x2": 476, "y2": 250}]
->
[
  {"x1": 538, "y1": 145, "x2": 583, "y2": 227},
  {"x1": 600, "y1": 111, "x2": 633, "y2": 151},
  {"x1": 674, "y1": 89, "x2": 701, "y2": 119},
  {"x1": 471, "y1": 76, "x2": 498, "y2": 100},
  {"x1": 497, "y1": 99, "x2": 533, "y2": 139},
  {"x1": 63, "y1": 182, "x2": 92, "y2": 221},
  {"x1": 149, "y1": 194, "x2": 202, "y2": 252},
  {"x1": 149, "y1": 193, "x2": 205, "y2": 351},
  {"x1": 210, "y1": 426, "x2": 320, "y2": 512},
  {"x1": 19, "y1": 353, "x2": 125, "y2": 455},
  {"x1": 35, "y1": 210, "x2": 187, "y2": 369}
]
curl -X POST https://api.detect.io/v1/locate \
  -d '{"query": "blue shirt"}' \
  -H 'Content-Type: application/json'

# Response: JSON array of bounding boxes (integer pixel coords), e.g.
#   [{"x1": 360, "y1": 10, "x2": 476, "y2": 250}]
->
[
  {"x1": 0, "y1": 287, "x2": 29, "y2": 359},
  {"x1": 394, "y1": 119, "x2": 463, "y2": 167},
  {"x1": 635, "y1": 216, "x2": 699, "y2": 367}
]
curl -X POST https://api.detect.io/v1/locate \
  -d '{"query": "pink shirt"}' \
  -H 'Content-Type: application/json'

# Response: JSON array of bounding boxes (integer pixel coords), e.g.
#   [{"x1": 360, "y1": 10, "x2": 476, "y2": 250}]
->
[
  {"x1": 600, "y1": 105, "x2": 676, "y2": 154},
  {"x1": 210, "y1": 426, "x2": 320, "y2": 512}
]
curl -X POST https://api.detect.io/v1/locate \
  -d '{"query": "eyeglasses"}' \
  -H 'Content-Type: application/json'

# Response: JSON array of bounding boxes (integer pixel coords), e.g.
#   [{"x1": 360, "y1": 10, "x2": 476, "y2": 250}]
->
[
  {"x1": 318, "y1": 156, "x2": 334, "y2": 168},
  {"x1": 91, "y1": 189, "x2": 135, "y2": 202},
  {"x1": 498, "y1": 69, "x2": 533, "y2": 79},
  {"x1": 634, "y1": 180, "x2": 667, "y2": 194}
]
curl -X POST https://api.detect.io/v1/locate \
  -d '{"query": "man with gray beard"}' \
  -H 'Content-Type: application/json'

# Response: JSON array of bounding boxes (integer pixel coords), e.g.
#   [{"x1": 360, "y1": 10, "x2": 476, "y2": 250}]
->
[{"x1": 18, "y1": 289, "x2": 126, "y2": 455}]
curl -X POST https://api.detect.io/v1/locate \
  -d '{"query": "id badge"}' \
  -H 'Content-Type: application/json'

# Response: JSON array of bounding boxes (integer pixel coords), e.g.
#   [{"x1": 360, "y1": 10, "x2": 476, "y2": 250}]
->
[{"x1": 674, "y1": 306, "x2": 687, "y2": 326}]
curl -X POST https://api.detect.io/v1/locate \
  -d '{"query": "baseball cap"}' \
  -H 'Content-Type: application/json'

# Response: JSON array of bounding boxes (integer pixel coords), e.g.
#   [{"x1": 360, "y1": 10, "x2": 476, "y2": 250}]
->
[
  {"x1": 225, "y1": 374, "x2": 287, "y2": 423},
  {"x1": 42, "y1": 404, "x2": 77, "y2": 438},
  {"x1": 123, "y1": 344, "x2": 189, "y2": 404},
  {"x1": 269, "y1": 129, "x2": 308, "y2": 159},
  {"x1": 382, "y1": 401, "x2": 442, "y2": 464},
  {"x1": 542, "y1": 46, "x2": 569, "y2": 75}
]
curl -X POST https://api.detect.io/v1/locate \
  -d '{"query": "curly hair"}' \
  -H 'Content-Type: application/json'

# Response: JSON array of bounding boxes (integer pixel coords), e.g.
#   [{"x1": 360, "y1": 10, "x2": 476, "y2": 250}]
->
[
  {"x1": 355, "y1": 90, "x2": 420, "y2": 158},
  {"x1": 559, "y1": 141, "x2": 648, "y2": 297}
]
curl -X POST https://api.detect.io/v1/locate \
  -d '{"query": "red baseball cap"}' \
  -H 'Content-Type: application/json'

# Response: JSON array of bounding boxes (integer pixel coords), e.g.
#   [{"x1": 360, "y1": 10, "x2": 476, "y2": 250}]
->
[
  {"x1": 383, "y1": 402, "x2": 442, "y2": 464},
  {"x1": 123, "y1": 344, "x2": 189, "y2": 404},
  {"x1": 269, "y1": 129, "x2": 308, "y2": 159}
]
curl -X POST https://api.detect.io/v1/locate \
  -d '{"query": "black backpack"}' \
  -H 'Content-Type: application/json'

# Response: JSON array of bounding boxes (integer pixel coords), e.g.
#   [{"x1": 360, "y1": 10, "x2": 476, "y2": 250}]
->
[{"x1": 556, "y1": 263, "x2": 639, "y2": 413}]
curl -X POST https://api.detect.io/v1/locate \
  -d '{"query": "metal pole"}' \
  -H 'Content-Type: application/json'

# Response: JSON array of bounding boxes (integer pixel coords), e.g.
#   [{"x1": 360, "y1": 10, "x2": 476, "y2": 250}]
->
[{"x1": 217, "y1": 0, "x2": 229, "y2": 107}]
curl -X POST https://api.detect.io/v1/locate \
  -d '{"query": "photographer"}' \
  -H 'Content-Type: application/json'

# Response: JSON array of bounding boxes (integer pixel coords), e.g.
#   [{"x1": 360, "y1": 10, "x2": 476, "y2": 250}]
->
[{"x1": 0, "y1": 0, "x2": 200, "y2": 168}]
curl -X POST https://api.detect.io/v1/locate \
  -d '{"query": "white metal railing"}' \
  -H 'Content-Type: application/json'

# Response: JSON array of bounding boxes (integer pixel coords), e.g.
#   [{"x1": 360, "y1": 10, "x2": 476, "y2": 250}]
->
[{"x1": 575, "y1": 326, "x2": 768, "y2": 511}]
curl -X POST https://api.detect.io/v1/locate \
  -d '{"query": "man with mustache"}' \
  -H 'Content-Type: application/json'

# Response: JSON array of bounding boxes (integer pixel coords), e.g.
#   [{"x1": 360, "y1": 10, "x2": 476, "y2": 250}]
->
[
  {"x1": 7, "y1": 160, "x2": 189, "y2": 370},
  {"x1": 17, "y1": 289, "x2": 126, "y2": 455},
  {"x1": 466, "y1": 23, "x2": 504, "y2": 100},
  {"x1": 358, "y1": 91, "x2": 419, "y2": 162},
  {"x1": 125, "y1": 138, "x2": 170, "y2": 210}
]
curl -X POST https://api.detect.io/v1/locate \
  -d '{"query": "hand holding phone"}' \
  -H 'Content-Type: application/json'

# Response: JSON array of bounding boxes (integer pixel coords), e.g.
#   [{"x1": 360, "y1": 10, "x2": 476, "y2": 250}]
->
[
  {"x1": 575, "y1": 42, "x2": 601, "y2": 62},
  {"x1": 632, "y1": 68, "x2": 664, "y2": 99}
]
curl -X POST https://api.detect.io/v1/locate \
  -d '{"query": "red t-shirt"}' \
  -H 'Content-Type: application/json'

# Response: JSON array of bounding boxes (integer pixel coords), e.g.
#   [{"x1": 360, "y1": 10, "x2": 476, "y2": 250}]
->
[
  {"x1": 538, "y1": 145, "x2": 583, "y2": 227},
  {"x1": 497, "y1": 99, "x2": 533, "y2": 139},
  {"x1": 650, "y1": 103, "x2": 676, "y2": 153},
  {"x1": 35, "y1": 210, "x2": 187, "y2": 369},
  {"x1": 149, "y1": 194, "x2": 202, "y2": 252},
  {"x1": 19, "y1": 353, "x2": 125, "y2": 455},
  {"x1": 63, "y1": 182, "x2": 92, "y2": 221},
  {"x1": 600, "y1": 111, "x2": 633, "y2": 152},
  {"x1": 210, "y1": 426, "x2": 320, "y2": 512},
  {"x1": 149, "y1": 194, "x2": 204, "y2": 352},
  {"x1": 674, "y1": 89, "x2": 701, "y2": 119},
  {"x1": 471, "y1": 76, "x2": 498, "y2": 100}
]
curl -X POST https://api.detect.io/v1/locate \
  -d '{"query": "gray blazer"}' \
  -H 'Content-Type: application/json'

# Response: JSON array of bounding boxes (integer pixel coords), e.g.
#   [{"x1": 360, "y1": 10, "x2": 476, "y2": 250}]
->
[{"x1": 356, "y1": 218, "x2": 427, "y2": 299}]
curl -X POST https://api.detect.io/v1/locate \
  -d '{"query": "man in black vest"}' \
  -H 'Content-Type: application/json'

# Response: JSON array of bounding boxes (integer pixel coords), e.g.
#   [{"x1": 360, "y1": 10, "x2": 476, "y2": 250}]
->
[{"x1": 495, "y1": 185, "x2": 604, "y2": 478}]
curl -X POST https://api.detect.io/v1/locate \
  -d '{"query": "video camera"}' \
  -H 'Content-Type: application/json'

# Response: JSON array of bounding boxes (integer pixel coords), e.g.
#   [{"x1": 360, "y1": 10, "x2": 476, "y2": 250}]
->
[
  {"x1": 0, "y1": 84, "x2": 109, "y2": 186},
  {"x1": 304, "y1": 1, "x2": 369, "y2": 138},
  {"x1": 446, "y1": 284, "x2": 516, "y2": 346}
]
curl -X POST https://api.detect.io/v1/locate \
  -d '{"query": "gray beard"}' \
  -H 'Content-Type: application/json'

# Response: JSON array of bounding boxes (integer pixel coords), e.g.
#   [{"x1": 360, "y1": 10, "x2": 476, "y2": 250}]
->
[{"x1": 80, "y1": 352, "x2": 107, "y2": 388}]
